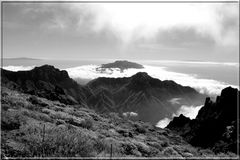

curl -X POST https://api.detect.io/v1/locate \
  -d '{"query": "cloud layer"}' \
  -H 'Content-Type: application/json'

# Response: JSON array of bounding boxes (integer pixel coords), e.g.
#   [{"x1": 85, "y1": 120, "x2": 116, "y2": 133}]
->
[
  {"x1": 156, "y1": 105, "x2": 203, "y2": 128},
  {"x1": 65, "y1": 64, "x2": 238, "y2": 96},
  {"x1": 81, "y1": 3, "x2": 238, "y2": 47},
  {"x1": 2, "y1": 65, "x2": 34, "y2": 71}
]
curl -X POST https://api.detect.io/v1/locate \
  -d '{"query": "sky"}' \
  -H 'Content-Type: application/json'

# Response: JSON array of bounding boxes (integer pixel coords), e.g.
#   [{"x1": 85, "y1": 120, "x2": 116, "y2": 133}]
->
[{"x1": 2, "y1": 2, "x2": 239, "y2": 62}]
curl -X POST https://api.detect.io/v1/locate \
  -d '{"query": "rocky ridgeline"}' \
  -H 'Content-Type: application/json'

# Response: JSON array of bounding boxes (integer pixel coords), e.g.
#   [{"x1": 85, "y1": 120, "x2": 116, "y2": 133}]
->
[
  {"x1": 167, "y1": 86, "x2": 239, "y2": 154},
  {"x1": 1, "y1": 65, "x2": 85, "y2": 105}
]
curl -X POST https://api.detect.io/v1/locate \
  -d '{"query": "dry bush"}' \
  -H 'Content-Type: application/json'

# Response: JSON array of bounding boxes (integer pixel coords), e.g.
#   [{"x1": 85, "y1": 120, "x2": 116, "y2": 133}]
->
[
  {"x1": 1, "y1": 111, "x2": 26, "y2": 130},
  {"x1": 134, "y1": 124, "x2": 147, "y2": 134},
  {"x1": 80, "y1": 118, "x2": 93, "y2": 129},
  {"x1": 20, "y1": 126, "x2": 96, "y2": 157},
  {"x1": 163, "y1": 146, "x2": 181, "y2": 157},
  {"x1": 21, "y1": 110, "x2": 53, "y2": 123}
]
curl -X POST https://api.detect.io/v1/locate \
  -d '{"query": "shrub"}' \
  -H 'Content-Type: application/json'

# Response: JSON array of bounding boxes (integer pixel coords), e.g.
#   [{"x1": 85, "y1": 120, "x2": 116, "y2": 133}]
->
[
  {"x1": 21, "y1": 110, "x2": 53, "y2": 123},
  {"x1": 117, "y1": 129, "x2": 133, "y2": 137},
  {"x1": 199, "y1": 148, "x2": 215, "y2": 156},
  {"x1": 28, "y1": 96, "x2": 47, "y2": 107},
  {"x1": 147, "y1": 142, "x2": 163, "y2": 151},
  {"x1": 80, "y1": 118, "x2": 93, "y2": 129},
  {"x1": 53, "y1": 106, "x2": 64, "y2": 112},
  {"x1": 2, "y1": 104, "x2": 10, "y2": 111},
  {"x1": 134, "y1": 124, "x2": 147, "y2": 134},
  {"x1": 49, "y1": 112, "x2": 71, "y2": 121},
  {"x1": 93, "y1": 138, "x2": 106, "y2": 153},
  {"x1": 108, "y1": 112, "x2": 121, "y2": 121},
  {"x1": 163, "y1": 146, "x2": 181, "y2": 157},
  {"x1": 134, "y1": 141, "x2": 151, "y2": 156},
  {"x1": 38, "y1": 113, "x2": 54, "y2": 123},
  {"x1": 20, "y1": 126, "x2": 95, "y2": 157},
  {"x1": 122, "y1": 142, "x2": 138, "y2": 155},
  {"x1": 160, "y1": 140, "x2": 169, "y2": 148},
  {"x1": 28, "y1": 96, "x2": 40, "y2": 105},
  {"x1": 1, "y1": 111, "x2": 26, "y2": 130}
]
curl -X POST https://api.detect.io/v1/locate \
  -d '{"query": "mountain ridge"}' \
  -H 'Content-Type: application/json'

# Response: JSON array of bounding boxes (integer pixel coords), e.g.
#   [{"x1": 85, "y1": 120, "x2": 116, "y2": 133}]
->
[
  {"x1": 1, "y1": 65, "x2": 87, "y2": 105},
  {"x1": 1, "y1": 64, "x2": 205, "y2": 124}
]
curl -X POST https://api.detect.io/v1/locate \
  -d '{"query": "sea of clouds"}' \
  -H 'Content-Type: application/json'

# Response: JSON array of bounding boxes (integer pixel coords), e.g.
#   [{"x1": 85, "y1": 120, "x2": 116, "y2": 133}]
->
[
  {"x1": 3, "y1": 64, "x2": 238, "y2": 96},
  {"x1": 3, "y1": 66, "x2": 35, "y2": 71},
  {"x1": 156, "y1": 105, "x2": 203, "y2": 128},
  {"x1": 64, "y1": 64, "x2": 238, "y2": 96}
]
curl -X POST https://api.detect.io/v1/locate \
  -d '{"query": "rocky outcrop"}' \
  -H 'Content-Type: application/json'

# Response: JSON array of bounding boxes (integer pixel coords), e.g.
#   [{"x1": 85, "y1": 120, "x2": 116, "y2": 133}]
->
[
  {"x1": 167, "y1": 86, "x2": 239, "y2": 153},
  {"x1": 167, "y1": 114, "x2": 191, "y2": 132}
]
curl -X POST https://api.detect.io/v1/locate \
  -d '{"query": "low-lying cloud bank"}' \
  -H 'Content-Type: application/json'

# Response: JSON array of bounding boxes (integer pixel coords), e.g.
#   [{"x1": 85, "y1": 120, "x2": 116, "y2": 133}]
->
[
  {"x1": 2, "y1": 66, "x2": 34, "y2": 71},
  {"x1": 65, "y1": 65, "x2": 238, "y2": 96},
  {"x1": 156, "y1": 105, "x2": 203, "y2": 128}
]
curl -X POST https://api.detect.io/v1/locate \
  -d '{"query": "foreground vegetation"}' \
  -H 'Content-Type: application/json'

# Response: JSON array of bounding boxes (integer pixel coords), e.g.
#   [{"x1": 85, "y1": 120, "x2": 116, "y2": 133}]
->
[{"x1": 1, "y1": 87, "x2": 237, "y2": 158}]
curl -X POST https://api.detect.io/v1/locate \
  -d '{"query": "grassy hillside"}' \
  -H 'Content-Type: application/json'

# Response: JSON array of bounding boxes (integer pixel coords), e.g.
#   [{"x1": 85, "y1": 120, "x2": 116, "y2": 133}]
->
[{"x1": 1, "y1": 87, "x2": 236, "y2": 158}]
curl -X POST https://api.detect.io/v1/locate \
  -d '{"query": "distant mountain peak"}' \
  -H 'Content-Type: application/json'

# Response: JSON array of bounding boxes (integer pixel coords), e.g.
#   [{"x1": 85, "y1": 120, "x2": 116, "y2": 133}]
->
[
  {"x1": 131, "y1": 72, "x2": 151, "y2": 80},
  {"x1": 31, "y1": 65, "x2": 70, "y2": 80},
  {"x1": 126, "y1": 72, "x2": 163, "y2": 92},
  {"x1": 99, "y1": 60, "x2": 144, "y2": 70},
  {"x1": 34, "y1": 64, "x2": 56, "y2": 70}
]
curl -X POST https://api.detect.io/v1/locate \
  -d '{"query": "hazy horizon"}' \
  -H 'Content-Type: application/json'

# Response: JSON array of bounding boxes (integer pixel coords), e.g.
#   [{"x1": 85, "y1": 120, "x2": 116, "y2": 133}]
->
[{"x1": 2, "y1": 56, "x2": 240, "y2": 63}]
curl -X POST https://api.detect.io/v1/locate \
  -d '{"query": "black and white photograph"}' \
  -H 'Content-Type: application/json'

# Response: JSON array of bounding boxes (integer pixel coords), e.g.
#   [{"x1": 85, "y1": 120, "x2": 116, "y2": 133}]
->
[{"x1": 1, "y1": 1, "x2": 239, "y2": 159}]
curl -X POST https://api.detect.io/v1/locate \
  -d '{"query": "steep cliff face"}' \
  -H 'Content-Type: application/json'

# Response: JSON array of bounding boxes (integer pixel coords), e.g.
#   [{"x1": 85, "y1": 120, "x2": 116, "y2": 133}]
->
[{"x1": 167, "y1": 87, "x2": 239, "y2": 153}]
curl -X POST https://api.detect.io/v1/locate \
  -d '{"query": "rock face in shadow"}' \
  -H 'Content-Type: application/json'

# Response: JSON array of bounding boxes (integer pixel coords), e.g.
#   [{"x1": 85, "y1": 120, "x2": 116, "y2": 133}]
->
[
  {"x1": 87, "y1": 72, "x2": 205, "y2": 124},
  {"x1": 1, "y1": 65, "x2": 89, "y2": 105},
  {"x1": 167, "y1": 114, "x2": 191, "y2": 132},
  {"x1": 167, "y1": 86, "x2": 239, "y2": 153}
]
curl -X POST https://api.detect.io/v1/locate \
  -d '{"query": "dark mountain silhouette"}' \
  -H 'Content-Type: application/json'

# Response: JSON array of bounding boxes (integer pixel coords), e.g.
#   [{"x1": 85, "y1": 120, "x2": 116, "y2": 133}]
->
[
  {"x1": 1, "y1": 65, "x2": 89, "y2": 105},
  {"x1": 97, "y1": 60, "x2": 144, "y2": 72},
  {"x1": 87, "y1": 72, "x2": 205, "y2": 123},
  {"x1": 1, "y1": 65, "x2": 205, "y2": 124},
  {"x1": 167, "y1": 86, "x2": 239, "y2": 153}
]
